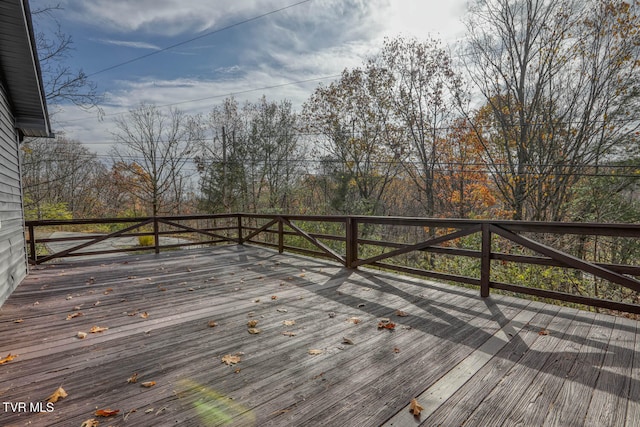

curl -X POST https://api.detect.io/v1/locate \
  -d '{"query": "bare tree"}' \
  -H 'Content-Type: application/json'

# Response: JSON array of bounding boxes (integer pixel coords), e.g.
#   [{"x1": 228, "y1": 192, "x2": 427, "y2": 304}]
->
[
  {"x1": 31, "y1": 1, "x2": 102, "y2": 114},
  {"x1": 21, "y1": 137, "x2": 105, "y2": 219},
  {"x1": 111, "y1": 104, "x2": 195, "y2": 216},
  {"x1": 372, "y1": 36, "x2": 467, "y2": 217},
  {"x1": 464, "y1": 0, "x2": 640, "y2": 220}
]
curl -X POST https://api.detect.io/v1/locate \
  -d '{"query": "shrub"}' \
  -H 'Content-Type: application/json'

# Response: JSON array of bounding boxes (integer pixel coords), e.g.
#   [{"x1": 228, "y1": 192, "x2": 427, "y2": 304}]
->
[{"x1": 138, "y1": 235, "x2": 155, "y2": 247}]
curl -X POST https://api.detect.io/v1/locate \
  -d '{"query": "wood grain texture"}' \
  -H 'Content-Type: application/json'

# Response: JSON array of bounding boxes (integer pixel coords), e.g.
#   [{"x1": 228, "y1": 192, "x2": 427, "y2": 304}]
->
[{"x1": 0, "y1": 245, "x2": 637, "y2": 427}]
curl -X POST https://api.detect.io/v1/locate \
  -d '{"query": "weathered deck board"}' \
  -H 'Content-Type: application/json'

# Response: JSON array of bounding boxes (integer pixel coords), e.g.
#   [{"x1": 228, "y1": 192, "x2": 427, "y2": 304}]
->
[{"x1": 0, "y1": 245, "x2": 638, "y2": 427}]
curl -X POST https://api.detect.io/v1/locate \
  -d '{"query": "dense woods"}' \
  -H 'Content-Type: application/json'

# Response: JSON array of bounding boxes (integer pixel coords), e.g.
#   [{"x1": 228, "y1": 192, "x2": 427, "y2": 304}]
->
[{"x1": 21, "y1": 0, "x2": 640, "y2": 308}]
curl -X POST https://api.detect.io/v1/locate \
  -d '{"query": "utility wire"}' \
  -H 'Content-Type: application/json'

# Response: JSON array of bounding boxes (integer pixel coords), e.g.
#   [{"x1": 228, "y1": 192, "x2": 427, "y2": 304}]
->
[{"x1": 86, "y1": 0, "x2": 313, "y2": 78}]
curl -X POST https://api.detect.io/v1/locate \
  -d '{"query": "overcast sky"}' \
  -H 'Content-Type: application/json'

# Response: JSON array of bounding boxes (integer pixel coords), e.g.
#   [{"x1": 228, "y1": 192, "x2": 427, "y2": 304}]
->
[{"x1": 32, "y1": 0, "x2": 470, "y2": 151}]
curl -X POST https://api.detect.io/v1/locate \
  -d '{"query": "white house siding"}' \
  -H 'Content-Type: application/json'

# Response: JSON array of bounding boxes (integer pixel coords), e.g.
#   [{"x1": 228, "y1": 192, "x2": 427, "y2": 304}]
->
[{"x1": 0, "y1": 81, "x2": 27, "y2": 306}]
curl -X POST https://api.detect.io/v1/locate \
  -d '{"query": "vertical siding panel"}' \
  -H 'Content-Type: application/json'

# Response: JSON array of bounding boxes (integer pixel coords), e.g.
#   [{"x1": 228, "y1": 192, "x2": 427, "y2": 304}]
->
[{"x1": 0, "y1": 81, "x2": 27, "y2": 307}]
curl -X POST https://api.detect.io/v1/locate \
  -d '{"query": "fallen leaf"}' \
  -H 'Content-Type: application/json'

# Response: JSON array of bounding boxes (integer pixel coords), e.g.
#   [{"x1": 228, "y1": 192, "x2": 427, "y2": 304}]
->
[
  {"x1": 283, "y1": 320, "x2": 296, "y2": 326},
  {"x1": 141, "y1": 381, "x2": 156, "y2": 388},
  {"x1": 95, "y1": 408, "x2": 119, "y2": 417},
  {"x1": 140, "y1": 312, "x2": 149, "y2": 319},
  {"x1": 409, "y1": 398, "x2": 424, "y2": 416},
  {"x1": 66, "y1": 312, "x2": 83, "y2": 320},
  {"x1": 342, "y1": 337, "x2": 354, "y2": 345},
  {"x1": 90, "y1": 326, "x2": 109, "y2": 333},
  {"x1": 77, "y1": 331, "x2": 87, "y2": 339},
  {"x1": 378, "y1": 322, "x2": 396, "y2": 330},
  {"x1": 347, "y1": 317, "x2": 360, "y2": 324},
  {"x1": 308, "y1": 349, "x2": 323, "y2": 355},
  {"x1": 46, "y1": 386, "x2": 68, "y2": 403},
  {"x1": 271, "y1": 295, "x2": 278, "y2": 300},
  {"x1": 13, "y1": 319, "x2": 23, "y2": 323},
  {"x1": 127, "y1": 373, "x2": 138, "y2": 383},
  {"x1": 247, "y1": 320, "x2": 259, "y2": 328},
  {"x1": 0, "y1": 353, "x2": 18, "y2": 365},
  {"x1": 282, "y1": 331, "x2": 297, "y2": 337},
  {"x1": 248, "y1": 328, "x2": 261, "y2": 334},
  {"x1": 395, "y1": 310, "x2": 409, "y2": 317},
  {"x1": 221, "y1": 354, "x2": 241, "y2": 365},
  {"x1": 80, "y1": 419, "x2": 99, "y2": 427},
  {"x1": 539, "y1": 328, "x2": 550, "y2": 336},
  {"x1": 208, "y1": 320, "x2": 218, "y2": 328}
]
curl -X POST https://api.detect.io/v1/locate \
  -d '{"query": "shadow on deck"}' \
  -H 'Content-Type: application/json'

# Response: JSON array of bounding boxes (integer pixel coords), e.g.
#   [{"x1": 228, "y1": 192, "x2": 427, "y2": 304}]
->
[{"x1": 0, "y1": 245, "x2": 638, "y2": 426}]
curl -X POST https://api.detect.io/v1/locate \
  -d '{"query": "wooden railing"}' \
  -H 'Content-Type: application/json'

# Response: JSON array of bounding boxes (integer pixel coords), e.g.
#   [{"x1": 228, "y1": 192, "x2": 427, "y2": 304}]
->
[{"x1": 25, "y1": 214, "x2": 640, "y2": 314}]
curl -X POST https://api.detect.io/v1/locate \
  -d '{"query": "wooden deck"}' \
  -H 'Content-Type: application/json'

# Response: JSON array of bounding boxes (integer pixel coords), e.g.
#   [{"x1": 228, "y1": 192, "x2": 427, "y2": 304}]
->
[{"x1": 0, "y1": 245, "x2": 638, "y2": 426}]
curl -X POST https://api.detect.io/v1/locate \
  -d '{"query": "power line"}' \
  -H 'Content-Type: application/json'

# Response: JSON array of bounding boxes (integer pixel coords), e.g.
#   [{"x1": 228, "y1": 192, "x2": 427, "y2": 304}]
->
[{"x1": 86, "y1": 0, "x2": 313, "y2": 78}]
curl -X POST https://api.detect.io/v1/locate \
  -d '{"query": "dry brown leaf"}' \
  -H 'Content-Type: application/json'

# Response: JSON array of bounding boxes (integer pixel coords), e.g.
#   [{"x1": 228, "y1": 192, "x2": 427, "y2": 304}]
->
[
  {"x1": 282, "y1": 320, "x2": 296, "y2": 326},
  {"x1": 308, "y1": 349, "x2": 323, "y2": 355},
  {"x1": 409, "y1": 398, "x2": 424, "y2": 416},
  {"x1": 127, "y1": 373, "x2": 138, "y2": 383},
  {"x1": 141, "y1": 381, "x2": 156, "y2": 388},
  {"x1": 208, "y1": 320, "x2": 218, "y2": 328},
  {"x1": 77, "y1": 331, "x2": 87, "y2": 339},
  {"x1": 89, "y1": 326, "x2": 109, "y2": 333},
  {"x1": 46, "y1": 386, "x2": 68, "y2": 403},
  {"x1": 13, "y1": 319, "x2": 23, "y2": 323},
  {"x1": 0, "y1": 353, "x2": 17, "y2": 365},
  {"x1": 95, "y1": 408, "x2": 119, "y2": 417},
  {"x1": 395, "y1": 310, "x2": 409, "y2": 317},
  {"x1": 378, "y1": 322, "x2": 396, "y2": 330},
  {"x1": 347, "y1": 317, "x2": 361, "y2": 324},
  {"x1": 221, "y1": 354, "x2": 241, "y2": 365},
  {"x1": 80, "y1": 419, "x2": 99, "y2": 427},
  {"x1": 282, "y1": 331, "x2": 297, "y2": 337},
  {"x1": 66, "y1": 312, "x2": 83, "y2": 320},
  {"x1": 140, "y1": 312, "x2": 149, "y2": 319},
  {"x1": 247, "y1": 320, "x2": 258, "y2": 328},
  {"x1": 248, "y1": 328, "x2": 261, "y2": 334}
]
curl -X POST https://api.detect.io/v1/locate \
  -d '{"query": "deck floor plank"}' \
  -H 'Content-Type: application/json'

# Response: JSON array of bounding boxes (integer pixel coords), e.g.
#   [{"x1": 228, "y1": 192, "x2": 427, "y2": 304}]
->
[{"x1": 0, "y1": 245, "x2": 638, "y2": 427}]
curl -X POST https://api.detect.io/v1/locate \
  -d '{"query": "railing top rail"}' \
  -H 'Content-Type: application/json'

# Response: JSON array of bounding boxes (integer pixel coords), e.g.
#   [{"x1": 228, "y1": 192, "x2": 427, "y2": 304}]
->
[{"x1": 25, "y1": 213, "x2": 640, "y2": 237}]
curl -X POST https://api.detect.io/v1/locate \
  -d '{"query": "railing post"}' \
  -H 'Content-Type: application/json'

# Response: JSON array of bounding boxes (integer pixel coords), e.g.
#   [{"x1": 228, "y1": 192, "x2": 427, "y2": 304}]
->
[
  {"x1": 480, "y1": 223, "x2": 491, "y2": 297},
  {"x1": 28, "y1": 224, "x2": 36, "y2": 264},
  {"x1": 345, "y1": 217, "x2": 358, "y2": 268},
  {"x1": 278, "y1": 217, "x2": 284, "y2": 253},
  {"x1": 237, "y1": 214, "x2": 243, "y2": 245},
  {"x1": 153, "y1": 217, "x2": 160, "y2": 254}
]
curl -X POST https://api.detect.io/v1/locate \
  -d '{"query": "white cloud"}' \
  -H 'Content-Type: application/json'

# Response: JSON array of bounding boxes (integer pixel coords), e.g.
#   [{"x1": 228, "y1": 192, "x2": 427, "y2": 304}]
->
[{"x1": 50, "y1": 0, "x2": 471, "y2": 155}]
